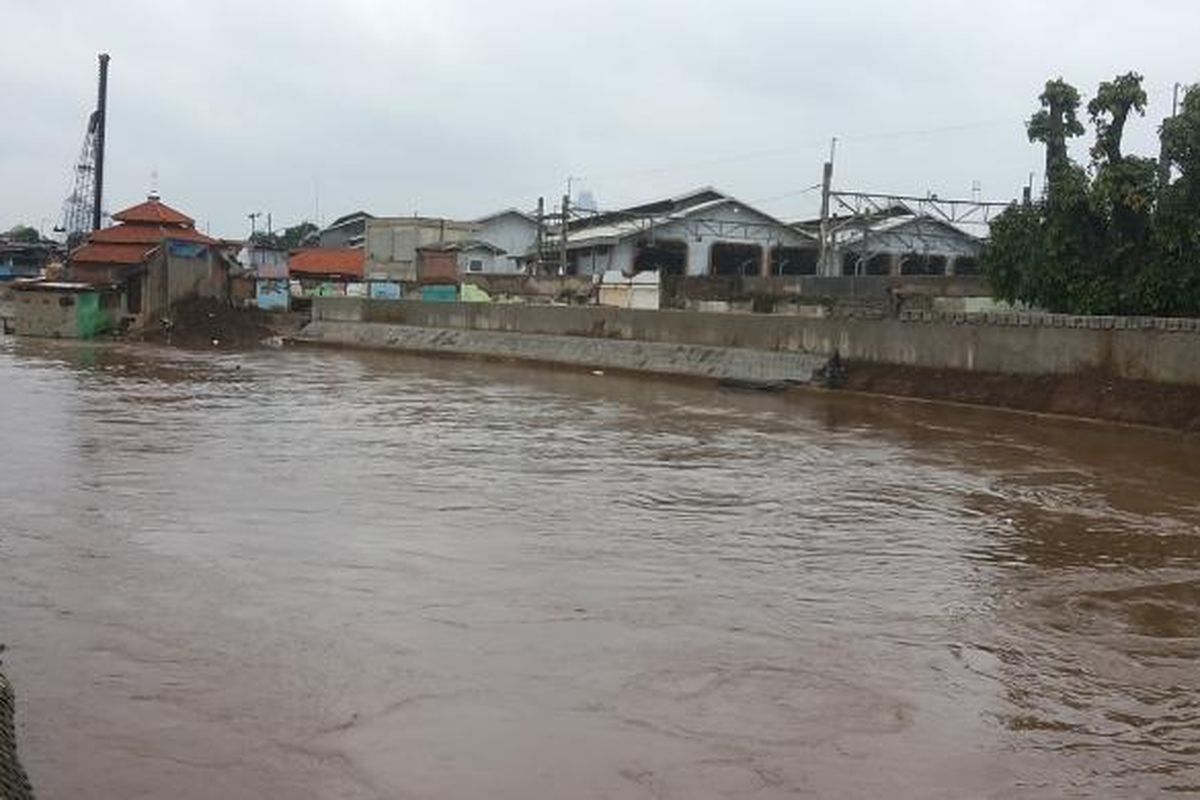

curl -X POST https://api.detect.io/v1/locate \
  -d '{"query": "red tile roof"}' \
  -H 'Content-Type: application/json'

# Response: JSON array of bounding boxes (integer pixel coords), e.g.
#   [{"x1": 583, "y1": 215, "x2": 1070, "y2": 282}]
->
[
  {"x1": 70, "y1": 242, "x2": 161, "y2": 265},
  {"x1": 89, "y1": 224, "x2": 215, "y2": 246},
  {"x1": 68, "y1": 195, "x2": 216, "y2": 267},
  {"x1": 111, "y1": 197, "x2": 195, "y2": 225},
  {"x1": 288, "y1": 248, "x2": 364, "y2": 278}
]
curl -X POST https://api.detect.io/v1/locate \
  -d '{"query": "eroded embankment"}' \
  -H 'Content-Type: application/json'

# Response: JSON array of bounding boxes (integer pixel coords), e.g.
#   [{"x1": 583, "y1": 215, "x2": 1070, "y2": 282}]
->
[{"x1": 842, "y1": 361, "x2": 1200, "y2": 431}]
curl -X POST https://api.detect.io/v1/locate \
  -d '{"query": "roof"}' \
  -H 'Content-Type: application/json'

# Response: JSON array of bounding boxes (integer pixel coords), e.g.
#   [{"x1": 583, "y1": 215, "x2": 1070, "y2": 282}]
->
[
  {"x1": 288, "y1": 248, "x2": 364, "y2": 278},
  {"x1": 420, "y1": 239, "x2": 506, "y2": 255},
  {"x1": 69, "y1": 242, "x2": 162, "y2": 265},
  {"x1": 474, "y1": 208, "x2": 537, "y2": 225},
  {"x1": 89, "y1": 224, "x2": 215, "y2": 246},
  {"x1": 325, "y1": 211, "x2": 375, "y2": 229},
  {"x1": 68, "y1": 195, "x2": 215, "y2": 266},
  {"x1": 11, "y1": 279, "x2": 120, "y2": 292},
  {"x1": 825, "y1": 213, "x2": 982, "y2": 248},
  {"x1": 561, "y1": 195, "x2": 815, "y2": 249},
  {"x1": 111, "y1": 196, "x2": 195, "y2": 226}
]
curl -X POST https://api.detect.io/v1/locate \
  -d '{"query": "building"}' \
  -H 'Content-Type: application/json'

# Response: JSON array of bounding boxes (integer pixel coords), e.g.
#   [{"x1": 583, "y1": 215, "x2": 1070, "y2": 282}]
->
[
  {"x1": 363, "y1": 208, "x2": 542, "y2": 281},
  {"x1": 468, "y1": 209, "x2": 540, "y2": 274},
  {"x1": 795, "y1": 207, "x2": 984, "y2": 277},
  {"x1": 318, "y1": 211, "x2": 373, "y2": 249},
  {"x1": 288, "y1": 248, "x2": 365, "y2": 297},
  {"x1": 66, "y1": 193, "x2": 230, "y2": 326},
  {"x1": 8, "y1": 281, "x2": 124, "y2": 338},
  {"x1": 551, "y1": 188, "x2": 817, "y2": 277},
  {"x1": 236, "y1": 241, "x2": 290, "y2": 310},
  {"x1": 0, "y1": 239, "x2": 61, "y2": 282},
  {"x1": 364, "y1": 217, "x2": 477, "y2": 282}
]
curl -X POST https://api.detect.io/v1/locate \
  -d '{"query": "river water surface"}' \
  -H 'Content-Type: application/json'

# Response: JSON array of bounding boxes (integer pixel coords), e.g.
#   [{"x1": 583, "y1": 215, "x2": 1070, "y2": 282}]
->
[{"x1": 1, "y1": 339, "x2": 1198, "y2": 799}]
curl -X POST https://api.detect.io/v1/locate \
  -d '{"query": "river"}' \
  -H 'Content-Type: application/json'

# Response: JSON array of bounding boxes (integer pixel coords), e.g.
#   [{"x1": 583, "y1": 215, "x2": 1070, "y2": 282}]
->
[{"x1": 0, "y1": 338, "x2": 1197, "y2": 799}]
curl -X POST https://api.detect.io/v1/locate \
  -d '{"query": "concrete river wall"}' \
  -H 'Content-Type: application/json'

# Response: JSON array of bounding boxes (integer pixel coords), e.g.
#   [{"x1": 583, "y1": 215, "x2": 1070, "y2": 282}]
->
[
  {"x1": 299, "y1": 298, "x2": 1200, "y2": 427},
  {"x1": 306, "y1": 298, "x2": 1200, "y2": 383}
]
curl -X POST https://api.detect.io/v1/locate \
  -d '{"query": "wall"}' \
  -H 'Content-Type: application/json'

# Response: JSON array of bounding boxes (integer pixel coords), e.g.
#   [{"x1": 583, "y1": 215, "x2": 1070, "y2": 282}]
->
[
  {"x1": 311, "y1": 297, "x2": 1200, "y2": 387},
  {"x1": 11, "y1": 291, "x2": 79, "y2": 337},
  {"x1": 475, "y1": 212, "x2": 538, "y2": 273},
  {"x1": 365, "y1": 218, "x2": 477, "y2": 281},
  {"x1": 10, "y1": 289, "x2": 121, "y2": 338}
]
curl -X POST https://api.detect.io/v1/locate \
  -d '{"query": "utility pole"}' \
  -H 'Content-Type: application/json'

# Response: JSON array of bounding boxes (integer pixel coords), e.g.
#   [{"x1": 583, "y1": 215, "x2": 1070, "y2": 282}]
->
[
  {"x1": 91, "y1": 53, "x2": 110, "y2": 231},
  {"x1": 1159, "y1": 82, "x2": 1182, "y2": 187},
  {"x1": 817, "y1": 137, "x2": 836, "y2": 276},
  {"x1": 559, "y1": 194, "x2": 570, "y2": 276},
  {"x1": 535, "y1": 196, "x2": 545, "y2": 275},
  {"x1": 248, "y1": 212, "x2": 262, "y2": 240}
]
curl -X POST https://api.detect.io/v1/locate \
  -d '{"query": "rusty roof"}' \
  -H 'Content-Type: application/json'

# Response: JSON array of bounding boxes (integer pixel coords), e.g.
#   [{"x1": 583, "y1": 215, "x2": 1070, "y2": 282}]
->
[
  {"x1": 69, "y1": 242, "x2": 160, "y2": 265},
  {"x1": 111, "y1": 196, "x2": 195, "y2": 226},
  {"x1": 89, "y1": 224, "x2": 215, "y2": 246},
  {"x1": 288, "y1": 248, "x2": 364, "y2": 278}
]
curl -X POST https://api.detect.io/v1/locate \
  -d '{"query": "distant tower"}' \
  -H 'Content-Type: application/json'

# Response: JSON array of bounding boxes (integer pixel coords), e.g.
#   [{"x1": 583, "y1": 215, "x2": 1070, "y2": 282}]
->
[
  {"x1": 575, "y1": 189, "x2": 597, "y2": 213},
  {"x1": 58, "y1": 53, "x2": 110, "y2": 250}
]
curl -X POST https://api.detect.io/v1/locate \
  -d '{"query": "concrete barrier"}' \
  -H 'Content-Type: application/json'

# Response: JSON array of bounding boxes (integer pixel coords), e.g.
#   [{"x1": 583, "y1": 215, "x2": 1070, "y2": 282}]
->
[
  {"x1": 299, "y1": 321, "x2": 827, "y2": 384},
  {"x1": 311, "y1": 298, "x2": 1200, "y2": 386}
]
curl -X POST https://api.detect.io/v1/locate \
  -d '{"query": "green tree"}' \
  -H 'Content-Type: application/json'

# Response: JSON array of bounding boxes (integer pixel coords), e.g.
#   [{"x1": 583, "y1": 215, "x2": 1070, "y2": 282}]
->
[
  {"x1": 984, "y1": 74, "x2": 1200, "y2": 317},
  {"x1": 279, "y1": 221, "x2": 318, "y2": 250},
  {"x1": 4, "y1": 224, "x2": 40, "y2": 244}
]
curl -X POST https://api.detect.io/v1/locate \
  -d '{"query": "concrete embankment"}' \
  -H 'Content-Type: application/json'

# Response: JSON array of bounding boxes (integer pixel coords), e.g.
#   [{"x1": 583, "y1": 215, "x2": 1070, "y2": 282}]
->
[
  {"x1": 299, "y1": 321, "x2": 827, "y2": 384},
  {"x1": 296, "y1": 298, "x2": 1200, "y2": 429}
]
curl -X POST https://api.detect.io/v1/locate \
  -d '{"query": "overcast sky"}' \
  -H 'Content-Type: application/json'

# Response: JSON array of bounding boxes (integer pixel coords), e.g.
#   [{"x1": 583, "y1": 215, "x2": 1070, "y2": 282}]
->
[{"x1": 2, "y1": 0, "x2": 1196, "y2": 237}]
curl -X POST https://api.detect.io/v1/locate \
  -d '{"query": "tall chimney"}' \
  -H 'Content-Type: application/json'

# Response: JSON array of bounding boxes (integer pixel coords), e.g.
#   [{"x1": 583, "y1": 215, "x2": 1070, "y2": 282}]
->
[{"x1": 92, "y1": 53, "x2": 110, "y2": 231}]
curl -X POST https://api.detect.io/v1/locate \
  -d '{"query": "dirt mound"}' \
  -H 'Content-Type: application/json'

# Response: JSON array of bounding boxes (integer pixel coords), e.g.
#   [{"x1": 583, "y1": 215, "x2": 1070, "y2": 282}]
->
[{"x1": 136, "y1": 297, "x2": 293, "y2": 350}]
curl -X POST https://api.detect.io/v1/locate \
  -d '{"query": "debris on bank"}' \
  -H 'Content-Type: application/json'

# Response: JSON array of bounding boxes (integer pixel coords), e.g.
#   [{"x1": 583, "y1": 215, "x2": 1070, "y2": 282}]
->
[{"x1": 131, "y1": 297, "x2": 306, "y2": 350}]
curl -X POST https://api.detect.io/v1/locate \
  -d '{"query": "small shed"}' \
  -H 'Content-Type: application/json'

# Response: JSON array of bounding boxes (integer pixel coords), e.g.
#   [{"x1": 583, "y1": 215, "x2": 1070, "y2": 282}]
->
[{"x1": 10, "y1": 280, "x2": 124, "y2": 338}]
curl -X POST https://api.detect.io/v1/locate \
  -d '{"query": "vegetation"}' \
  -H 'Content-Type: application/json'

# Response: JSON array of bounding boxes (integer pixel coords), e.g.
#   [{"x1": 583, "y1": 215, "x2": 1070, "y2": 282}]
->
[
  {"x1": 248, "y1": 221, "x2": 319, "y2": 251},
  {"x1": 3, "y1": 225, "x2": 41, "y2": 244},
  {"x1": 984, "y1": 75, "x2": 1200, "y2": 316}
]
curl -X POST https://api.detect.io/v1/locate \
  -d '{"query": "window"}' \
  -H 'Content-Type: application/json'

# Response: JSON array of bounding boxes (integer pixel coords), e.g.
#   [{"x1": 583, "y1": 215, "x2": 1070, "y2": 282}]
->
[
  {"x1": 771, "y1": 246, "x2": 818, "y2": 275},
  {"x1": 710, "y1": 242, "x2": 762, "y2": 276},
  {"x1": 954, "y1": 257, "x2": 980, "y2": 275},
  {"x1": 468, "y1": 259, "x2": 484, "y2": 272},
  {"x1": 634, "y1": 240, "x2": 688, "y2": 276}
]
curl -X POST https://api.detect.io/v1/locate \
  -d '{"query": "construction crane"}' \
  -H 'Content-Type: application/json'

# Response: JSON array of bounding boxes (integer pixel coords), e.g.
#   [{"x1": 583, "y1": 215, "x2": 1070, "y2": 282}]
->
[{"x1": 57, "y1": 53, "x2": 110, "y2": 251}]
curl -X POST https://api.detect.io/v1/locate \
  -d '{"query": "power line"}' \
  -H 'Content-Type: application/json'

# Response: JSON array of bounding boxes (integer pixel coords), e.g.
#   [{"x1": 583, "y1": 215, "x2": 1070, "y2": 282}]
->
[{"x1": 573, "y1": 117, "x2": 1021, "y2": 186}]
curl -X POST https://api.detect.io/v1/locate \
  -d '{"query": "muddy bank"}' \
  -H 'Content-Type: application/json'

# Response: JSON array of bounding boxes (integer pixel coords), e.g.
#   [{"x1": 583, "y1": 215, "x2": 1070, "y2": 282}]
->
[
  {"x1": 842, "y1": 360, "x2": 1200, "y2": 431},
  {"x1": 131, "y1": 298, "x2": 307, "y2": 350}
]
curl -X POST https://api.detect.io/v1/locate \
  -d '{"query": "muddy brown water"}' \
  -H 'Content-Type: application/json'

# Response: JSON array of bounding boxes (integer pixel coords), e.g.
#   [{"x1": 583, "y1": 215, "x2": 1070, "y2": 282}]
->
[{"x1": 0, "y1": 338, "x2": 1197, "y2": 799}]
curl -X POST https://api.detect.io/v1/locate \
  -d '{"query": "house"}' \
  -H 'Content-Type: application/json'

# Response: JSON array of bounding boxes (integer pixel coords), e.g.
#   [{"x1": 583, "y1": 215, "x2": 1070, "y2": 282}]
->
[
  {"x1": 236, "y1": 241, "x2": 290, "y2": 310},
  {"x1": 0, "y1": 239, "x2": 61, "y2": 282},
  {"x1": 318, "y1": 211, "x2": 373, "y2": 249},
  {"x1": 550, "y1": 188, "x2": 818, "y2": 277},
  {"x1": 467, "y1": 209, "x2": 540, "y2": 274},
  {"x1": 363, "y1": 217, "x2": 478, "y2": 282},
  {"x1": 794, "y1": 207, "x2": 984, "y2": 277},
  {"x1": 287, "y1": 248, "x2": 365, "y2": 297},
  {"x1": 65, "y1": 193, "x2": 229, "y2": 326},
  {"x1": 8, "y1": 280, "x2": 124, "y2": 338}
]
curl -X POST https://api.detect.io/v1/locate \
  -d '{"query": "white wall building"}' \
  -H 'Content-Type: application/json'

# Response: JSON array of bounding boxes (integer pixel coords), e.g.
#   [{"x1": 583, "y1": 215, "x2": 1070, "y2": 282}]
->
[{"x1": 554, "y1": 188, "x2": 818, "y2": 278}]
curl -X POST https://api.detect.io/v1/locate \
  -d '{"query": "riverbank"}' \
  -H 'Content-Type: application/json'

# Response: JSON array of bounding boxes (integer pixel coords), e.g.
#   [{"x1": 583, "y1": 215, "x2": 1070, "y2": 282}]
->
[{"x1": 293, "y1": 298, "x2": 1200, "y2": 431}]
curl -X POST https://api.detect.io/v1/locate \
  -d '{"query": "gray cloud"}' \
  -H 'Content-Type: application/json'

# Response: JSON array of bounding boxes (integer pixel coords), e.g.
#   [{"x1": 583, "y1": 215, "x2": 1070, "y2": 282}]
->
[{"x1": 2, "y1": 0, "x2": 1197, "y2": 236}]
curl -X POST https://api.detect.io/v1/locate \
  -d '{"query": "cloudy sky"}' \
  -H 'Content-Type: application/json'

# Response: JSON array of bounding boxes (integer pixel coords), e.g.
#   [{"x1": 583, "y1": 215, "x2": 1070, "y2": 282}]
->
[{"x1": 2, "y1": 0, "x2": 1196, "y2": 237}]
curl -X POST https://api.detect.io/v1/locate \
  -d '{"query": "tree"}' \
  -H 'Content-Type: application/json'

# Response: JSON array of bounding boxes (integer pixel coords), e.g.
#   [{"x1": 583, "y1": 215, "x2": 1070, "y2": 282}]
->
[
  {"x1": 4, "y1": 224, "x2": 40, "y2": 244},
  {"x1": 984, "y1": 74, "x2": 1200, "y2": 317}
]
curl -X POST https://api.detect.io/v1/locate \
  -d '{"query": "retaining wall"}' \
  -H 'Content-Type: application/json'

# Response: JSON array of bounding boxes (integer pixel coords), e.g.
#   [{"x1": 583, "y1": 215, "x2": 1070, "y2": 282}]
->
[{"x1": 311, "y1": 298, "x2": 1200, "y2": 387}]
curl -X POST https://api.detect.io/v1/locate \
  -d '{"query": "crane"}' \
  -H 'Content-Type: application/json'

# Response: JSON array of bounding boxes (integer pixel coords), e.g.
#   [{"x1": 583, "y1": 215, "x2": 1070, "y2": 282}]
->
[{"x1": 57, "y1": 53, "x2": 110, "y2": 251}]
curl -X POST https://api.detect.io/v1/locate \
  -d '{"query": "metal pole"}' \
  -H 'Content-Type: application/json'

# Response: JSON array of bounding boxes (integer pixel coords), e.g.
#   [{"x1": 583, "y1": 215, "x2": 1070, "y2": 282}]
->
[
  {"x1": 818, "y1": 138, "x2": 835, "y2": 276},
  {"x1": 535, "y1": 196, "x2": 544, "y2": 274},
  {"x1": 91, "y1": 53, "x2": 110, "y2": 231},
  {"x1": 559, "y1": 194, "x2": 570, "y2": 275}
]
